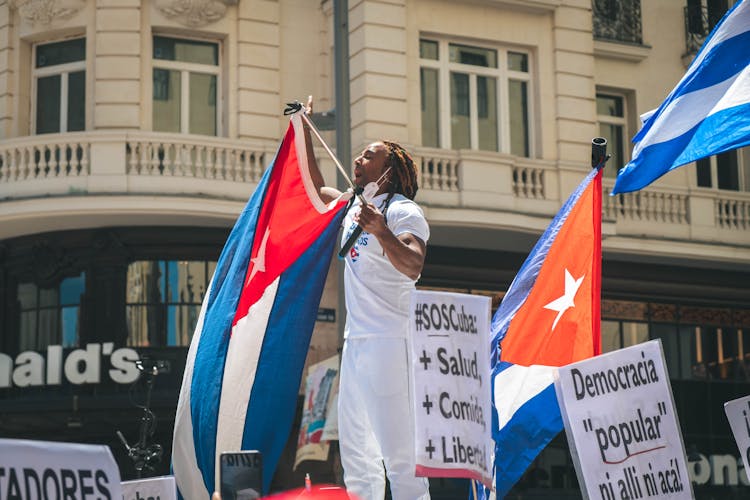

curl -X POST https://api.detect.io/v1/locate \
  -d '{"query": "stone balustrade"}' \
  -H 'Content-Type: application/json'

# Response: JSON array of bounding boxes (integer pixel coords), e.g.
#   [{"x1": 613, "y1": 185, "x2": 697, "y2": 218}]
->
[{"x1": 0, "y1": 133, "x2": 747, "y2": 247}]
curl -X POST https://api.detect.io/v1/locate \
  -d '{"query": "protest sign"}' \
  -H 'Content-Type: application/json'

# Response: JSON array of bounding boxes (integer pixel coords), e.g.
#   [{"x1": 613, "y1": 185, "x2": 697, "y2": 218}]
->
[
  {"x1": 725, "y1": 394, "x2": 750, "y2": 483},
  {"x1": 409, "y1": 290, "x2": 492, "y2": 487},
  {"x1": 294, "y1": 354, "x2": 339, "y2": 468},
  {"x1": 321, "y1": 392, "x2": 339, "y2": 442},
  {"x1": 555, "y1": 339, "x2": 692, "y2": 499},
  {"x1": 122, "y1": 475, "x2": 176, "y2": 500},
  {"x1": 0, "y1": 438, "x2": 122, "y2": 500}
]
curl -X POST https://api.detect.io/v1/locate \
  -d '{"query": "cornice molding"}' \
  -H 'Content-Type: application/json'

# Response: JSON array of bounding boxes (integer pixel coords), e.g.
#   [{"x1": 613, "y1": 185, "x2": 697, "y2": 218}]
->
[{"x1": 593, "y1": 39, "x2": 651, "y2": 62}]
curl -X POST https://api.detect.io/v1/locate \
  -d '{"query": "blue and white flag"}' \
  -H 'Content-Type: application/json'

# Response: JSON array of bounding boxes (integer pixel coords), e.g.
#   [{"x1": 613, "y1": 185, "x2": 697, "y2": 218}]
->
[
  {"x1": 612, "y1": 0, "x2": 750, "y2": 194},
  {"x1": 171, "y1": 112, "x2": 347, "y2": 499}
]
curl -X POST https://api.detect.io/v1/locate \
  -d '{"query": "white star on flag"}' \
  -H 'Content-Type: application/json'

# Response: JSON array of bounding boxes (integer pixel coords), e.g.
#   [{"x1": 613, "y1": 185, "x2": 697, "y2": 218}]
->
[
  {"x1": 247, "y1": 227, "x2": 270, "y2": 284},
  {"x1": 543, "y1": 269, "x2": 585, "y2": 331}
]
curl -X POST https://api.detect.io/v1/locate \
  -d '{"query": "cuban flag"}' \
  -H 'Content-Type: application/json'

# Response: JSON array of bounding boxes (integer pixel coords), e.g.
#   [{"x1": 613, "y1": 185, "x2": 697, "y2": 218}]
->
[
  {"x1": 490, "y1": 166, "x2": 602, "y2": 498},
  {"x1": 172, "y1": 112, "x2": 348, "y2": 498},
  {"x1": 612, "y1": 0, "x2": 750, "y2": 194}
]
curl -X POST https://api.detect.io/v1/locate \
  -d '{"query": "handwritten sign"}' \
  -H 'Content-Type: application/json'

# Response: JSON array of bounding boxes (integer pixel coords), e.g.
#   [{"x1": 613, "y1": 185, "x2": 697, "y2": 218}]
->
[
  {"x1": 725, "y1": 394, "x2": 750, "y2": 483},
  {"x1": 409, "y1": 290, "x2": 492, "y2": 487},
  {"x1": 555, "y1": 340, "x2": 692, "y2": 499}
]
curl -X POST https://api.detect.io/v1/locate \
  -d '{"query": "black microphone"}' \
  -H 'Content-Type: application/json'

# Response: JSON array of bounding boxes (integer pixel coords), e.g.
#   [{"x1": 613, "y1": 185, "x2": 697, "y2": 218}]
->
[
  {"x1": 338, "y1": 186, "x2": 365, "y2": 259},
  {"x1": 339, "y1": 225, "x2": 363, "y2": 259}
]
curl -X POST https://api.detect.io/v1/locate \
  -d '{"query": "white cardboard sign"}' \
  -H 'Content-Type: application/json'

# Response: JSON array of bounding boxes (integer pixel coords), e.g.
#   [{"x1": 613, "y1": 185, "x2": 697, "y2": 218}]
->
[
  {"x1": 409, "y1": 290, "x2": 492, "y2": 487},
  {"x1": 554, "y1": 340, "x2": 693, "y2": 499},
  {"x1": 0, "y1": 438, "x2": 122, "y2": 500},
  {"x1": 121, "y1": 475, "x2": 176, "y2": 500},
  {"x1": 724, "y1": 394, "x2": 750, "y2": 483}
]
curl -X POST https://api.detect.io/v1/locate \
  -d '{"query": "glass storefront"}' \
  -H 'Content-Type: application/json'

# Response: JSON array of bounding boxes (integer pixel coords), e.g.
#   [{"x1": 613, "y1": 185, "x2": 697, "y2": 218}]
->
[
  {"x1": 1, "y1": 231, "x2": 749, "y2": 498},
  {"x1": 0, "y1": 227, "x2": 228, "y2": 479}
]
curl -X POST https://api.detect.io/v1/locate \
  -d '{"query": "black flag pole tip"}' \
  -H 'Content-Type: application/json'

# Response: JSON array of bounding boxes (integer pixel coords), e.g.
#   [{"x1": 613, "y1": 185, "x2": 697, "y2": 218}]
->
[
  {"x1": 284, "y1": 101, "x2": 303, "y2": 115},
  {"x1": 591, "y1": 137, "x2": 611, "y2": 170}
]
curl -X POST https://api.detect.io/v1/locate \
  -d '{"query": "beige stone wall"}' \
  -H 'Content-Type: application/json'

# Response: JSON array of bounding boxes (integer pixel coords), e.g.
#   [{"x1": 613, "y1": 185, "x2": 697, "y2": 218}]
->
[
  {"x1": 238, "y1": 0, "x2": 281, "y2": 140},
  {"x1": 0, "y1": 3, "x2": 13, "y2": 139},
  {"x1": 350, "y1": 0, "x2": 408, "y2": 151},
  {"x1": 94, "y1": 0, "x2": 141, "y2": 129},
  {"x1": 553, "y1": 1, "x2": 597, "y2": 166}
]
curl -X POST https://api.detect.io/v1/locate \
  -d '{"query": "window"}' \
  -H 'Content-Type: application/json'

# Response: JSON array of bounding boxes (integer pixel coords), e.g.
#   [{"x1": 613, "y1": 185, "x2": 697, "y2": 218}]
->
[
  {"x1": 17, "y1": 272, "x2": 85, "y2": 350},
  {"x1": 152, "y1": 36, "x2": 219, "y2": 135},
  {"x1": 33, "y1": 38, "x2": 86, "y2": 134},
  {"x1": 125, "y1": 260, "x2": 215, "y2": 347},
  {"x1": 601, "y1": 320, "x2": 648, "y2": 352},
  {"x1": 686, "y1": 325, "x2": 750, "y2": 380},
  {"x1": 419, "y1": 38, "x2": 532, "y2": 156},
  {"x1": 696, "y1": 147, "x2": 750, "y2": 191},
  {"x1": 602, "y1": 299, "x2": 750, "y2": 382},
  {"x1": 592, "y1": 0, "x2": 643, "y2": 45},
  {"x1": 685, "y1": 0, "x2": 729, "y2": 54},
  {"x1": 596, "y1": 93, "x2": 627, "y2": 178}
]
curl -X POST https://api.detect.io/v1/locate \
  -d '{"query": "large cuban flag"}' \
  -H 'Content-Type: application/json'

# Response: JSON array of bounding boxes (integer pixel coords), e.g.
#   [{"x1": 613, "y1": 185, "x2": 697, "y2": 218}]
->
[
  {"x1": 612, "y1": 0, "x2": 750, "y2": 194},
  {"x1": 490, "y1": 166, "x2": 602, "y2": 498},
  {"x1": 172, "y1": 111, "x2": 348, "y2": 498}
]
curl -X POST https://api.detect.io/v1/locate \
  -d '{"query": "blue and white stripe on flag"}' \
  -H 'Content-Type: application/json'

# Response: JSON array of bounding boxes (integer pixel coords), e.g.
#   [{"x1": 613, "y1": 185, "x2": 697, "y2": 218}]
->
[
  {"x1": 612, "y1": 0, "x2": 750, "y2": 194},
  {"x1": 171, "y1": 112, "x2": 347, "y2": 499}
]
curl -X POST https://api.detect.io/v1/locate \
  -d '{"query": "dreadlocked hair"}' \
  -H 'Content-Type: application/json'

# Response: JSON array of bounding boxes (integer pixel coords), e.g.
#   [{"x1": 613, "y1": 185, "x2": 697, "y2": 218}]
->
[{"x1": 382, "y1": 140, "x2": 419, "y2": 202}]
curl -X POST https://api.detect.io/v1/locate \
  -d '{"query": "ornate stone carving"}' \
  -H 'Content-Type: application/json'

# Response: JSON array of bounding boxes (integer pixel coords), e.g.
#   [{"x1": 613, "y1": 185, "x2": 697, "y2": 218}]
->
[
  {"x1": 156, "y1": 0, "x2": 235, "y2": 28},
  {"x1": 9, "y1": 0, "x2": 85, "y2": 25}
]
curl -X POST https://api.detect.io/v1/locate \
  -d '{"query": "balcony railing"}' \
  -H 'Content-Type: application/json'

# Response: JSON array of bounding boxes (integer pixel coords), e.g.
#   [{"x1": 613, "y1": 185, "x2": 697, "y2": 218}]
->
[
  {"x1": 0, "y1": 131, "x2": 276, "y2": 201},
  {"x1": 0, "y1": 133, "x2": 747, "y2": 248},
  {"x1": 592, "y1": 0, "x2": 643, "y2": 45},
  {"x1": 0, "y1": 134, "x2": 90, "y2": 183},
  {"x1": 418, "y1": 151, "x2": 460, "y2": 192},
  {"x1": 126, "y1": 133, "x2": 268, "y2": 183},
  {"x1": 513, "y1": 165, "x2": 545, "y2": 199},
  {"x1": 603, "y1": 185, "x2": 689, "y2": 225},
  {"x1": 716, "y1": 196, "x2": 750, "y2": 230}
]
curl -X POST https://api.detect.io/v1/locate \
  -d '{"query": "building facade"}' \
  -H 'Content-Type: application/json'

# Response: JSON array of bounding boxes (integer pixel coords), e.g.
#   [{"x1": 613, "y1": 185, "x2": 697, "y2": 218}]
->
[{"x1": 0, "y1": 0, "x2": 748, "y2": 498}]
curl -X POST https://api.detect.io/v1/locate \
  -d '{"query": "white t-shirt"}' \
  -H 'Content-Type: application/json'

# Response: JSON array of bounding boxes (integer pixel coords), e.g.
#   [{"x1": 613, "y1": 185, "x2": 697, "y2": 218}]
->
[{"x1": 342, "y1": 192, "x2": 430, "y2": 339}]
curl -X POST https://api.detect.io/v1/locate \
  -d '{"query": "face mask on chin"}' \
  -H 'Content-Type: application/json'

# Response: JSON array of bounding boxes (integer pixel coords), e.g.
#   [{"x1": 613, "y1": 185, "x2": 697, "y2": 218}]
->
[
  {"x1": 361, "y1": 167, "x2": 392, "y2": 202},
  {"x1": 362, "y1": 181, "x2": 379, "y2": 202}
]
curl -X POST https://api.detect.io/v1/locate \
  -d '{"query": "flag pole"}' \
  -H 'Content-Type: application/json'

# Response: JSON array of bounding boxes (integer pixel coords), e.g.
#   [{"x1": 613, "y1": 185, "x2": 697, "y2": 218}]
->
[
  {"x1": 300, "y1": 111, "x2": 363, "y2": 202},
  {"x1": 287, "y1": 102, "x2": 368, "y2": 206},
  {"x1": 291, "y1": 104, "x2": 369, "y2": 258}
]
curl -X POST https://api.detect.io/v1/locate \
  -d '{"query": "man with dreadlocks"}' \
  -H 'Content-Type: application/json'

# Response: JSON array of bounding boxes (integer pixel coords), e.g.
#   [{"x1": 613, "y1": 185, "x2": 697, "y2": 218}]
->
[{"x1": 304, "y1": 99, "x2": 431, "y2": 500}]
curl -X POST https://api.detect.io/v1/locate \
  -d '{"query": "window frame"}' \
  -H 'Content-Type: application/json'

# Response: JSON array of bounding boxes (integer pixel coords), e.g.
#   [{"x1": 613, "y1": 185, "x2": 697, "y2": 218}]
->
[
  {"x1": 15, "y1": 271, "x2": 86, "y2": 351},
  {"x1": 31, "y1": 38, "x2": 86, "y2": 135},
  {"x1": 419, "y1": 37, "x2": 534, "y2": 156},
  {"x1": 125, "y1": 259, "x2": 216, "y2": 348},
  {"x1": 151, "y1": 34, "x2": 222, "y2": 136},
  {"x1": 596, "y1": 91, "x2": 629, "y2": 177},
  {"x1": 695, "y1": 147, "x2": 750, "y2": 192}
]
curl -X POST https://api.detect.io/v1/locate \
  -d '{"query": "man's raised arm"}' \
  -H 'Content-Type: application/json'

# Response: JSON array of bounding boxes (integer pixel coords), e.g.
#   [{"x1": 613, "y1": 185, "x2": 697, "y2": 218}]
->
[{"x1": 303, "y1": 97, "x2": 343, "y2": 205}]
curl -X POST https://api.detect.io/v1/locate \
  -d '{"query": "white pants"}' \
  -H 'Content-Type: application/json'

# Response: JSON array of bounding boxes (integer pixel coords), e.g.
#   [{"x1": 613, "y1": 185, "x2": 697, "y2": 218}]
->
[{"x1": 338, "y1": 337, "x2": 430, "y2": 500}]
